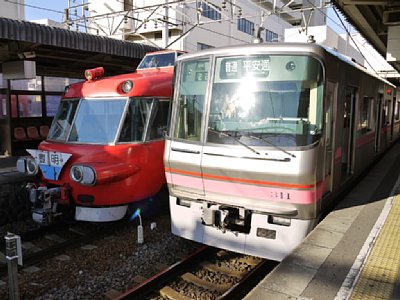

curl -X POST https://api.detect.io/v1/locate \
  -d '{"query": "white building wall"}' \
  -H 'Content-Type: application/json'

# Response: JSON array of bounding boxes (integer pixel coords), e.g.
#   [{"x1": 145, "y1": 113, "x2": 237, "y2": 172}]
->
[
  {"x1": 0, "y1": 0, "x2": 25, "y2": 20},
  {"x1": 285, "y1": 25, "x2": 364, "y2": 66},
  {"x1": 31, "y1": 19, "x2": 67, "y2": 29},
  {"x1": 87, "y1": 0, "x2": 295, "y2": 52}
]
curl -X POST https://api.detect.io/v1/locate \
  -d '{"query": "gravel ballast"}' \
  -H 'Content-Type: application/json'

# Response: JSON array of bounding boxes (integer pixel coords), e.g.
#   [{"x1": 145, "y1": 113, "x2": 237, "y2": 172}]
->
[{"x1": 0, "y1": 213, "x2": 199, "y2": 299}]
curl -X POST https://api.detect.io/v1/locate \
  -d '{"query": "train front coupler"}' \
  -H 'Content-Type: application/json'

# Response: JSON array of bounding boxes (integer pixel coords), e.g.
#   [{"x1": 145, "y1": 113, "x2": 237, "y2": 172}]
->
[
  {"x1": 201, "y1": 203, "x2": 251, "y2": 234},
  {"x1": 26, "y1": 183, "x2": 71, "y2": 225}
]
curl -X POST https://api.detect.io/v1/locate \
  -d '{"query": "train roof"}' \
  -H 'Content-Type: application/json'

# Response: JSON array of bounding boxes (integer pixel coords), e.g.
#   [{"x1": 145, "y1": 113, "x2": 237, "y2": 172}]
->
[
  {"x1": 177, "y1": 42, "x2": 326, "y2": 60},
  {"x1": 62, "y1": 49, "x2": 182, "y2": 98},
  {"x1": 144, "y1": 49, "x2": 186, "y2": 56},
  {"x1": 177, "y1": 42, "x2": 395, "y2": 88},
  {"x1": 63, "y1": 69, "x2": 173, "y2": 98}
]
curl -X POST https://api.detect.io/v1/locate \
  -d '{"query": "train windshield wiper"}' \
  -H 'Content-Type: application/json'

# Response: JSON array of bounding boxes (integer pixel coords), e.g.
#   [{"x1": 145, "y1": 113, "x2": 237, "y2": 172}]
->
[
  {"x1": 243, "y1": 132, "x2": 296, "y2": 158},
  {"x1": 208, "y1": 128, "x2": 260, "y2": 155}
]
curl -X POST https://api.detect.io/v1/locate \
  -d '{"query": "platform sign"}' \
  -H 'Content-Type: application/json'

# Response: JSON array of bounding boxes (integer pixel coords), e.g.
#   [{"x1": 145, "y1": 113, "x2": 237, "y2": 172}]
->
[{"x1": 27, "y1": 149, "x2": 72, "y2": 180}]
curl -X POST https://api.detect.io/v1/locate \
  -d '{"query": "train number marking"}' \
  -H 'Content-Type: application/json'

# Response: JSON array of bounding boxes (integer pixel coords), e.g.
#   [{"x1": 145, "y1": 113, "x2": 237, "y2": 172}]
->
[{"x1": 270, "y1": 191, "x2": 291, "y2": 200}]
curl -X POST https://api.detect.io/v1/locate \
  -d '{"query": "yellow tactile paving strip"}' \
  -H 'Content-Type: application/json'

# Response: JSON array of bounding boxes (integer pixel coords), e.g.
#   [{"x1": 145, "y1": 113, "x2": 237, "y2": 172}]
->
[{"x1": 349, "y1": 194, "x2": 400, "y2": 300}]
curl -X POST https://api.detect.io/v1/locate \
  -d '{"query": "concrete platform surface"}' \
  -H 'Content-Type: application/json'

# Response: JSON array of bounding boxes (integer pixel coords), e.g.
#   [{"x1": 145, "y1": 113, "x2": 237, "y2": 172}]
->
[{"x1": 245, "y1": 141, "x2": 400, "y2": 300}]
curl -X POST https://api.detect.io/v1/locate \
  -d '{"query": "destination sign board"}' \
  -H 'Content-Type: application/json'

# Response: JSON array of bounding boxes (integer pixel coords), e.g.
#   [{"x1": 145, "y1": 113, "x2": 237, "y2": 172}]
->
[{"x1": 220, "y1": 56, "x2": 271, "y2": 79}]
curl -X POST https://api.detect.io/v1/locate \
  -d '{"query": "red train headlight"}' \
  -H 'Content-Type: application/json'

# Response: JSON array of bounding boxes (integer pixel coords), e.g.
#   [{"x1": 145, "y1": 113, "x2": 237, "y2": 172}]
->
[
  {"x1": 70, "y1": 165, "x2": 96, "y2": 185},
  {"x1": 121, "y1": 80, "x2": 133, "y2": 93}
]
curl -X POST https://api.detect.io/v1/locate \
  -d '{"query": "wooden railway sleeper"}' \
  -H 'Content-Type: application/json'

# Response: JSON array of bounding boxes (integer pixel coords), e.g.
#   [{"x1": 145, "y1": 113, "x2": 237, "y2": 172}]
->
[
  {"x1": 181, "y1": 272, "x2": 231, "y2": 293},
  {"x1": 160, "y1": 286, "x2": 193, "y2": 300},
  {"x1": 200, "y1": 261, "x2": 246, "y2": 278}
]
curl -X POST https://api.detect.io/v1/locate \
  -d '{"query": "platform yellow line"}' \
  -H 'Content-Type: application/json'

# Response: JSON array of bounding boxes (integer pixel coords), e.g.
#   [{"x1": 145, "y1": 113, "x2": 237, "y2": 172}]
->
[{"x1": 349, "y1": 194, "x2": 400, "y2": 300}]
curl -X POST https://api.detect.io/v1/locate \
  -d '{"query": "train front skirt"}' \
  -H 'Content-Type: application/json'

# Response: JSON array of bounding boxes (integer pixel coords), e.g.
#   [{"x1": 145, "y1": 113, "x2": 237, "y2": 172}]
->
[{"x1": 169, "y1": 195, "x2": 317, "y2": 261}]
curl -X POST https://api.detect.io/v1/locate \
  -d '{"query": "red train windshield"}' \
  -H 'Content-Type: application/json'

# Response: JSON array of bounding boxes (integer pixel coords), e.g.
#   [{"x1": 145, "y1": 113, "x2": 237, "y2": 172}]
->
[
  {"x1": 48, "y1": 98, "x2": 127, "y2": 144},
  {"x1": 48, "y1": 97, "x2": 169, "y2": 144}
]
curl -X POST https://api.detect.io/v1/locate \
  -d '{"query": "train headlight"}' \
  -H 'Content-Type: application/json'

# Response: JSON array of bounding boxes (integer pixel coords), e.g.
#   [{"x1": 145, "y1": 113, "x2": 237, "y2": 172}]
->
[
  {"x1": 26, "y1": 158, "x2": 39, "y2": 175},
  {"x1": 269, "y1": 215, "x2": 291, "y2": 227},
  {"x1": 16, "y1": 157, "x2": 38, "y2": 175},
  {"x1": 70, "y1": 166, "x2": 83, "y2": 182},
  {"x1": 70, "y1": 165, "x2": 97, "y2": 186},
  {"x1": 121, "y1": 80, "x2": 133, "y2": 93}
]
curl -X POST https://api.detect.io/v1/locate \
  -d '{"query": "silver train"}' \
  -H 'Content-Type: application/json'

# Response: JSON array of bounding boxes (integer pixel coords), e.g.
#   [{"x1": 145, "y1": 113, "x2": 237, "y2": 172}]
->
[{"x1": 164, "y1": 42, "x2": 400, "y2": 261}]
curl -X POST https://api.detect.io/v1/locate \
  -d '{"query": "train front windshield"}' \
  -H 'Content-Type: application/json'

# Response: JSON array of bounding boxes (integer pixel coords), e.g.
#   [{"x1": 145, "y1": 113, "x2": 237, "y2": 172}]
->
[
  {"x1": 48, "y1": 98, "x2": 127, "y2": 144},
  {"x1": 48, "y1": 97, "x2": 167, "y2": 144},
  {"x1": 174, "y1": 54, "x2": 324, "y2": 147}
]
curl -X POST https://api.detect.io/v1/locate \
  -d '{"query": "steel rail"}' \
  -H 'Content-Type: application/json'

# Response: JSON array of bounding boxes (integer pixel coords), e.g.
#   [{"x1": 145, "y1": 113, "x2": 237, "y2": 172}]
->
[{"x1": 115, "y1": 245, "x2": 212, "y2": 300}]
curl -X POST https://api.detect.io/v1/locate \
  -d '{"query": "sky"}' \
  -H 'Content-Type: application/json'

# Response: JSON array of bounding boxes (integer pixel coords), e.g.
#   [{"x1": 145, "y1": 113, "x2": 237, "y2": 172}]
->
[{"x1": 24, "y1": 0, "x2": 69, "y2": 22}]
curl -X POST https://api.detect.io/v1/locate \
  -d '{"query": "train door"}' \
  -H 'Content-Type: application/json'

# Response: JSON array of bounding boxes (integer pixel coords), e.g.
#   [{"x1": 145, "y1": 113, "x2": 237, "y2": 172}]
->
[
  {"x1": 341, "y1": 86, "x2": 356, "y2": 182},
  {"x1": 324, "y1": 81, "x2": 336, "y2": 193},
  {"x1": 390, "y1": 96, "x2": 396, "y2": 140},
  {"x1": 165, "y1": 58, "x2": 210, "y2": 196},
  {"x1": 384, "y1": 98, "x2": 392, "y2": 145},
  {"x1": 375, "y1": 93, "x2": 383, "y2": 153}
]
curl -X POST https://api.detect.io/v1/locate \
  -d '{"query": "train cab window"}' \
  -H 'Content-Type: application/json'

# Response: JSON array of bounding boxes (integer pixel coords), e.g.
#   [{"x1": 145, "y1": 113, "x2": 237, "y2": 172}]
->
[
  {"x1": 137, "y1": 52, "x2": 177, "y2": 69},
  {"x1": 118, "y1": 98, "x2": 152, "y2": 143},
  {"x1": 207, "y1": 55, "x2": 323, "y2": 147},
  {"x1": 173, "y1": 59, "x2": 209, "y2": 141}
]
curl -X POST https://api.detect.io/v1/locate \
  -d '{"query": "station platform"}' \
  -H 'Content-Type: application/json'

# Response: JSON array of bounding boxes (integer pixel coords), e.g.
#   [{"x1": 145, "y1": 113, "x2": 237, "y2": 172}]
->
[
  {"x1": 0, "y1": 155, "x2": 28, "y2": 185},
  {"x1": 245, "y1": 141, "x2": 400, "y2": 300}
]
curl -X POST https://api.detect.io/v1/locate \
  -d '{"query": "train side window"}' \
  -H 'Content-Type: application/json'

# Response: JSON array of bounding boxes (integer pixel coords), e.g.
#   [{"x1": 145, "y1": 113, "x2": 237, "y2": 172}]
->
[
  {"x1": 395, "y1": 100, "x2": 400, "y2": 121},
  {"x1": 118, "y1": 98, "x2": 152, "y2": 143},
  {"x1": 147, "y1": 99, "x2": 170, "y2": 141},
  {"x1": 384, "y1": 100, "x2": 392, "y2": 124},
  {"x1": 358, "y1": 96, "x2": 374, "y2": 135}
]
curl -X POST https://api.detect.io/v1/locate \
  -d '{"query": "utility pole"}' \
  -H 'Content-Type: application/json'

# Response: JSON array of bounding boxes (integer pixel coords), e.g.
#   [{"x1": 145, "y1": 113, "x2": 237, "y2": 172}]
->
[{"x1": 162, "y1": 0, "x2": 169, "y2": 48}]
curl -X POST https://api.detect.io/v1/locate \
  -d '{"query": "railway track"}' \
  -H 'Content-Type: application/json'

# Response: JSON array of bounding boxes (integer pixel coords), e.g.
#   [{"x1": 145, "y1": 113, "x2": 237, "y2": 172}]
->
[
  {"x1": 114, "y1": 246, "x2": 278, "y2": 300},
  {"x1": 0, "y1": 221, "x2": 126, "y2": 276}
]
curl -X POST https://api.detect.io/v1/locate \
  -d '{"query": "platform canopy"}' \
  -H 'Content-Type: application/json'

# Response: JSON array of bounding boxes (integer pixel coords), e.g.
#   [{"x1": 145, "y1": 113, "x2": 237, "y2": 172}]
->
[
  {"x1": 332, "y1": 0, "x2": 400, "y2": 76},
  {"x1": 0, "y1": 17, "x2": 161, "y2": 78}
]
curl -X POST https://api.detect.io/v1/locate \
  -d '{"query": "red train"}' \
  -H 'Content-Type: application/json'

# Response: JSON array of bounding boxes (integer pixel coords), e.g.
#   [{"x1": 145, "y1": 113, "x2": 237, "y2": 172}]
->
[{"x1": 17, "y1": 50, "x2": 183, "y2": 224}]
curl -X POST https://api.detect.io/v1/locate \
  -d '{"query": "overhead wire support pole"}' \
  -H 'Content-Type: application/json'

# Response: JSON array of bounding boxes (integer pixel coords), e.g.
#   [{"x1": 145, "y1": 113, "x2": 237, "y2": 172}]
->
[{"x1": 163, "y1": 0, "x2": 169, "y2": 48}]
